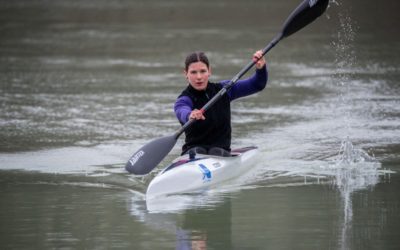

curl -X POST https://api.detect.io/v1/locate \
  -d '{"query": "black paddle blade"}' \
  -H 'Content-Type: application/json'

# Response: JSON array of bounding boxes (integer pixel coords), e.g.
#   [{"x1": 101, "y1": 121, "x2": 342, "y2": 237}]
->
[
  {"x1": 125, "y1": 134, "x2": 177, "y2": 175},
  {"x1": 281, "y1": 0, "x2": 329, "y2": 39}
]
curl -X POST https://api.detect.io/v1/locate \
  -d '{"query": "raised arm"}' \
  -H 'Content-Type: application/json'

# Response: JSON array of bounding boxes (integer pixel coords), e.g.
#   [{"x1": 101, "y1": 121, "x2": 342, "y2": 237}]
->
[{"x1": 222, "y1": 64, "x2": 268, "y2": 101}]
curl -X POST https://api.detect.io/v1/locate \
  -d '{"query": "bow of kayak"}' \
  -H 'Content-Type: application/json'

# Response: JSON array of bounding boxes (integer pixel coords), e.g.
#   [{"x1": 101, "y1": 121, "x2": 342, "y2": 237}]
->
[{"x1": 146, "y1": 146, "x2": 259, "y2": 199}]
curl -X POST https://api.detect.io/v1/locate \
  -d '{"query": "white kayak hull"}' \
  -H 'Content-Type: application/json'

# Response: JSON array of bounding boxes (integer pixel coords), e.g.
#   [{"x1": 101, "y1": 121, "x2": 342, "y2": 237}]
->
[{"x1": 146, "y1": 146, "x2": 258, "y2": 199}]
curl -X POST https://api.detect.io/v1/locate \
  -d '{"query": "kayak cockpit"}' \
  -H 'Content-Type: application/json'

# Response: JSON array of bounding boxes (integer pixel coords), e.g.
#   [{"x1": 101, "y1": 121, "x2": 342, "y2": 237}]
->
[{"x1": 161, "y1": 146, "x2": 257, "y2": 174}]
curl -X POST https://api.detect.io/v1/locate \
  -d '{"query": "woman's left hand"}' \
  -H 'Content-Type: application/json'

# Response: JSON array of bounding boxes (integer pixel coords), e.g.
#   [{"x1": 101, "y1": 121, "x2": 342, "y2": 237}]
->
[{"x1": 253, "y1": 50, "x2": 266, "y2": 69}]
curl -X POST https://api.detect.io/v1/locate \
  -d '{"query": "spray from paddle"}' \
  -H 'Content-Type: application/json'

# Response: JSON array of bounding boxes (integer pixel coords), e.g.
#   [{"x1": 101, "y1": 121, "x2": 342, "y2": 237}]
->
[{"x1": 330, "y1": 3, "x2": 380, "y2": 249}]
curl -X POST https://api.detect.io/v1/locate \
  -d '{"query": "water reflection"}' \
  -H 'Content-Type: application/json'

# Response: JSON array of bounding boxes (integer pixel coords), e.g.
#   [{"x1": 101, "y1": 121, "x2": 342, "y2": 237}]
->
[
  {"x1": 130, "y1": 192, "x2": 233, "y2": 250},
  {"x1": 177, "y1": 198, "x2": 232, "y2": 250}
]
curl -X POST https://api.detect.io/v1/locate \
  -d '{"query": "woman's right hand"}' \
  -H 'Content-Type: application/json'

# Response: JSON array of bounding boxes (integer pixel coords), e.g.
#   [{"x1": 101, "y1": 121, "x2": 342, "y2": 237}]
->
[{"x1": 189, "y1": 109, "x2": 206, "y2": 120}]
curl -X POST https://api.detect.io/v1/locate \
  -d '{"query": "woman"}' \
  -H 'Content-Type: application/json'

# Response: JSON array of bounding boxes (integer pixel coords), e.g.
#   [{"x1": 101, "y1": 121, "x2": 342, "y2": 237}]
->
[{"x1": 174, "y1": 50, "x2": 268, "y2": 156}]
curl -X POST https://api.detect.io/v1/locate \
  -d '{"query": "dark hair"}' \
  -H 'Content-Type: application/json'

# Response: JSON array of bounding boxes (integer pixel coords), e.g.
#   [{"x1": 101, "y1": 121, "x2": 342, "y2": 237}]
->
[{"x1": 184, "y1": 52, "x2": 210, "y2": 71}]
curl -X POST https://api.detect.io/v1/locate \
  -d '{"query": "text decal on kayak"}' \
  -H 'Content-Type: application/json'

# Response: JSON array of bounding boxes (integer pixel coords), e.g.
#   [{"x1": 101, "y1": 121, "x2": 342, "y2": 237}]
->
[
  {"x1": 129, "y1": 150, "x2": 145, "y2": 166},
  {"x1": 309, "y1": 0, "x2": 318, "y2": 7},
  {"x1": 199, "y1": 164, "x2": 212, "y2": 182}
]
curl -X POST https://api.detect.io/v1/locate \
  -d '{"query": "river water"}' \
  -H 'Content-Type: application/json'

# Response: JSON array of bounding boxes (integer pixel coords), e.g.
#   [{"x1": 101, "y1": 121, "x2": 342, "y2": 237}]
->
[{"x1": 1, "y1": 0, "x2": 399, "y2": 249}]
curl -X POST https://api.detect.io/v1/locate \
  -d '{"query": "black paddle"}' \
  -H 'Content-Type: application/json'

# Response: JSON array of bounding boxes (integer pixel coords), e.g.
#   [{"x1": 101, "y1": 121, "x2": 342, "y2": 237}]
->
[{"x1": 126, "y1": 0, "x2": 329, "y2": 175}]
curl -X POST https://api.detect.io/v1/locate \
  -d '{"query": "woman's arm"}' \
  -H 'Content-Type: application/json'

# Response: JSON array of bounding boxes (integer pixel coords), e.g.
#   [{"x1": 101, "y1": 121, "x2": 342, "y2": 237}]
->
[
  {"x1": 222, "y1": 65, "x2": 268, "y2": 101},
  {"x1": 174, "y1": 96, "x2": 193, "y2": 124},
  {"x1": 221, "y1": 50, "x2": 268, "y2": 101}
]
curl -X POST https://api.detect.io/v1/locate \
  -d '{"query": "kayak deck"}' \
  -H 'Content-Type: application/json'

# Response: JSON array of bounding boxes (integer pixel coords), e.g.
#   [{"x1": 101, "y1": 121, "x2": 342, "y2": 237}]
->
[
  {"x1": 146, "y1": 146, "x2": 258, "y2": 199},
  {"x1": 162, "y1": 146, "x2": 256, "y2": 173}
]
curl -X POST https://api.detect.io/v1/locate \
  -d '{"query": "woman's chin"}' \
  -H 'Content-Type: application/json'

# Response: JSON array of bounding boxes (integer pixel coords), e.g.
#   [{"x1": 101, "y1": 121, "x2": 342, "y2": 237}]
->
[{"x1": 193, "y1": 84, "x2": 207, "y2": 91}]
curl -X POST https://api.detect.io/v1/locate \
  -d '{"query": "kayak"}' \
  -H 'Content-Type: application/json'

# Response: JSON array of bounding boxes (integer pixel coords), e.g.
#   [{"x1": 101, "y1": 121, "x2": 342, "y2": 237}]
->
[{"x1": 146, "y1": 146, "x2": 258, "y2": 199}]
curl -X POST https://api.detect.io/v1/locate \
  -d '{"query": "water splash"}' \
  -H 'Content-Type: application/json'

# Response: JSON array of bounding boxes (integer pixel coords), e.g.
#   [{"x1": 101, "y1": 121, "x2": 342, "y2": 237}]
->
[
  {"x1": 336, "y1": 137, "x2": 376, "y2": 165},
  {"x1": 333, "y1": 137, "x2": 380, "y2": 250},
  {"x1": 330, "y1": 1, "x2": 379, "y2": 202},
  {"x1": 332, "y1": 10, "x2": 358, "y2": 137},
  {"x1": 334, "y1": 137, "x2": 380, "y2": 202},
  {"x1": 330, "y1": 3, "x2": 381, "y2": 249}
]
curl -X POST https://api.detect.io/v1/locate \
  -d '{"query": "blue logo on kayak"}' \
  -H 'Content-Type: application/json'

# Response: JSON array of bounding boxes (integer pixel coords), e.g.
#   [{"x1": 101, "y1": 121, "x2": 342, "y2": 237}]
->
[{"x1": 199, "y1": 164, "x2": 212, "y2": 182}]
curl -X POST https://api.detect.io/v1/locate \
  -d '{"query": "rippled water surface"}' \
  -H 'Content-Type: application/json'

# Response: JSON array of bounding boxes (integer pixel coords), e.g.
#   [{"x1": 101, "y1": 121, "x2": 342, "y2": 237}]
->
[{"x1": 1, "y1": 0, "x2": 400, "y2": 249}]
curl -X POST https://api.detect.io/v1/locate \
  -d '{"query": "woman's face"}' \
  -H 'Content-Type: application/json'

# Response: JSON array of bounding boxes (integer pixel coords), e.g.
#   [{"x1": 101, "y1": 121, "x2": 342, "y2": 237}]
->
[{"x1": 184, "y1": 61, "x2": 211, "y2": 91}]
